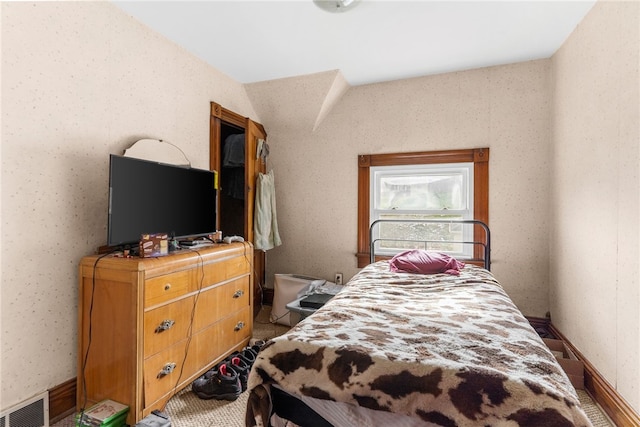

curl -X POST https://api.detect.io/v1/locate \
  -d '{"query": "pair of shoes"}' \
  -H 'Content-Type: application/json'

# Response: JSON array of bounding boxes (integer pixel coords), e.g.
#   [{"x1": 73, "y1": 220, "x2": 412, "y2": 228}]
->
[
  {"x1": 229, "y1": 345, "x2": 259, "y2": 369},
  {"x1": 192, "y1": 362, "x2": 241, "y2": 401},
  {"x1": 221, "y1": 355, "x2": 250, "y2": 392},
  {"x1": 224, "y1": 342, "x2": 266, "y2": 392},
  {"x1": 245, "y1": 339, "x2": 268, "y2": 360},
  {"x1": 250, "y1": 339, "x2": 267, "y2": 348},
  {"x1": 250, "y1": 340, "x2": 267, "y2": 354},
  {"x1": 192, "y1": 341, "x2": 269, "y2": 400}
]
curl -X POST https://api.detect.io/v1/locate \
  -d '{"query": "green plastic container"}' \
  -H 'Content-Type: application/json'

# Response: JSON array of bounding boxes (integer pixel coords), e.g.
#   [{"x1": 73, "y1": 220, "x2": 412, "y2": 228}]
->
[{"x1": 75, "y1": 400, "x2": 129, "y2": 427}]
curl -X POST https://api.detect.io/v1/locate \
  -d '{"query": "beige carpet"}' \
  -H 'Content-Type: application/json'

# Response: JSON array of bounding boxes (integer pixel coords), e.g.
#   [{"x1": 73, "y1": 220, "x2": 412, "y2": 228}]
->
[
  {"x1": 54, "y1": 307, "x2": 614, "y2": 427},
  {"x1": 164, "y1": 386, "x2": 248, "y2": 427}
]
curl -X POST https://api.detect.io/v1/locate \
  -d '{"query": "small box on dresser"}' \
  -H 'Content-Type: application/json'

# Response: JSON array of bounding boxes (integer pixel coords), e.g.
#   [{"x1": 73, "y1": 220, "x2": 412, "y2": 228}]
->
[{"x1": 77, "y1": 242, "x2": 253, "y2": 425}]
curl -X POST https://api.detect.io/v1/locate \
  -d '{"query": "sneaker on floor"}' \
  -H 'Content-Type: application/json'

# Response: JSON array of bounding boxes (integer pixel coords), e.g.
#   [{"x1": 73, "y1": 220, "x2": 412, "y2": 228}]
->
[
  {"x1": 248, "y1": 343, "x2": 264, "y2": 356},
  {"x1": 250, "y1": 339, "x2": 267, "y2": 349},
  {"x1": 230, "y1": 348, "x2": 257, "y2": 367},
  {"x1": 192, "y1": 362, "x2": 241, "y2": 400},
  {"x1": 226, "y1": 356, "x2": 250, "y2": 392}
]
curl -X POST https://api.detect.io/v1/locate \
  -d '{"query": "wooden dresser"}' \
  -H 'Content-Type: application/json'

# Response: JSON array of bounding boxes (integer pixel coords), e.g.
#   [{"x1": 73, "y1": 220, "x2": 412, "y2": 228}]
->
[{"x1": 76, "y1": 242, "x2": 253, "y2": 425}]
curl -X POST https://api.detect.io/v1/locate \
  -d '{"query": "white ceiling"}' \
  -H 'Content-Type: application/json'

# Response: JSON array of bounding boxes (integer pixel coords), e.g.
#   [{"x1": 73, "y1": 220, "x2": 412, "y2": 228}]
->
[{"x1": 114, "y1": 0, "x2": 596, "y2": 86}]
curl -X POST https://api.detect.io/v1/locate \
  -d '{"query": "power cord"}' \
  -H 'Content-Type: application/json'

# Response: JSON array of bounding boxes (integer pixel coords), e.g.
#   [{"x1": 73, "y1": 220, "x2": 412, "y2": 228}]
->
[
  {"x1": 161, "y1": 241, "x2": 250, "y2": 410},
  {"x1": 269, "y1": 310, "x2": 292, "y2": 324},
  {"x1": 162, "y1": 249, "x2": 205, "y2": 411}
]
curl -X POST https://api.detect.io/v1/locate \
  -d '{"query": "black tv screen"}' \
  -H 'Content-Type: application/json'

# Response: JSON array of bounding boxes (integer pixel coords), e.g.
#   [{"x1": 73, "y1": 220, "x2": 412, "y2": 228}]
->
[{"x1": 108, "y1": 155, "x2": 217, "y2": 247}]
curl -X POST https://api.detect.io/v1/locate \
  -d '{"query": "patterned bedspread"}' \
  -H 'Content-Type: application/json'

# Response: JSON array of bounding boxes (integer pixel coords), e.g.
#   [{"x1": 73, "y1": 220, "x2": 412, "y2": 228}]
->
[{"x1": 246, "y1": 262, "x2": 592, "y2": 427}]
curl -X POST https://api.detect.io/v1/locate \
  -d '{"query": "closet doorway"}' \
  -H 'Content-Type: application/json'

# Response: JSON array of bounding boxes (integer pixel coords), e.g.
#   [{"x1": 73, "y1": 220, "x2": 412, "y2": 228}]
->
[{"x1": 209, "y1": 102, "x2": 267, "y2": 316}]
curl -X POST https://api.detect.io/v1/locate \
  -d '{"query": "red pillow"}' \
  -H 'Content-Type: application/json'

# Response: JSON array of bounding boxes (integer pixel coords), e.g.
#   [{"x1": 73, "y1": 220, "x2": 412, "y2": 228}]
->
[{"x1": 389, "y1": 250, "x2": 465, "y2": 276}]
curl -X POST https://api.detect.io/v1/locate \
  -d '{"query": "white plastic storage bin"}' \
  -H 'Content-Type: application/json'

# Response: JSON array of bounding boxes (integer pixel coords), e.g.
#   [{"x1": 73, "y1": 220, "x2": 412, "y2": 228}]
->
[{"x1": 271, "y1": 274, "x2": 322, "y2": 326}]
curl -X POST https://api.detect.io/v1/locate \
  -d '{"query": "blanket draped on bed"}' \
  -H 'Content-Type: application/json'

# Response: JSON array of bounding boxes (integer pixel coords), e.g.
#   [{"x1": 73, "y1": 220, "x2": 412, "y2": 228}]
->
[{"x1": 246, "y1": 262, "x2": 592, "y2": 427}]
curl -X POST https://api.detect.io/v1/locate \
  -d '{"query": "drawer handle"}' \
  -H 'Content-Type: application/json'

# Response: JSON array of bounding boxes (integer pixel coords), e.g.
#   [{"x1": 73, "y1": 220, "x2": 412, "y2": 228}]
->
[
  {"x1": 157, "y1": 362, "x2": 176, "y2": 378},
  {"x1": 232, "y1": 290, "x2": 244, "y2": 299},
  {"x1": 164, "y1": 283, "x2": 171, "y2": 291},
  {"x1": 155, "y1": 319, "x2": 175, "y2": 333},
  {"x1": 234, "y1": 321, "x2": 245, "y2": 331}
]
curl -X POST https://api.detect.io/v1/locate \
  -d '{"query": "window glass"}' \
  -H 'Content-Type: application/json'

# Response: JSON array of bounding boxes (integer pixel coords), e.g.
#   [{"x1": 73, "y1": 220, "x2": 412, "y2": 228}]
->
[{"x1": 370, "y1": 163, "x2": 473, "y2": 256}]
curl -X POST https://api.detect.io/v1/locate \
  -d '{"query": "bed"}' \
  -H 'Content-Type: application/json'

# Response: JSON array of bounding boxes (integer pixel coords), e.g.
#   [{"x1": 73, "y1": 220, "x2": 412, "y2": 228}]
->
[{"x1": 246, "y1": 220, "x2": 592, "y2": 427}]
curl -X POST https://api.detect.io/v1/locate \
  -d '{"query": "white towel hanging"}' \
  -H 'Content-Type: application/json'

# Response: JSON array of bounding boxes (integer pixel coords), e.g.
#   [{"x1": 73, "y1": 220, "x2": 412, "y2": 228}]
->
[{"x1": 254, "y1": 170, "x2": 282, "y2": 251}]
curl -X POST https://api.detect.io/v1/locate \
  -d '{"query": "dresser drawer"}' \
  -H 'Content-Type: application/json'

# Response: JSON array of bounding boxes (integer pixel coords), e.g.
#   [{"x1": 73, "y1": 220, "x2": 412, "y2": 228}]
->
[
  {"x1": 142, "y1": 323, "x2": 223, "y2": 407},
  {"x1": 182, "y1": 308, "x2": 252, "y2": 378},
  {"x1": 191, "y1": 277, "x2": 250, "y2": 331},
  {"x1": 216, "y1": 307, "x2": 252, "y2": 355},
  {"x1": 216, "y1": 277, "x2": 250, "y2": 319},
  {"x1": 143, "y1": 337, "x2": 192, "y2": 407},
  {"x1": 145, "y1": 255, "x2": 249, "y2": 308},
  {"x1": 145, "y1": 269, "x2": 194, "y2": 307},
  {"x1": 144, "y1": 296, "x2": 195, "y2": 358},
  {"x1": 201, "y1": 255, "x2": 250, "y2": 286},
  {"x1": 143, "y1": 315, "x2": 242, "y2": 407},
  {"x1": 144, "y1": 275, "x2": 249, "y2": 359}
]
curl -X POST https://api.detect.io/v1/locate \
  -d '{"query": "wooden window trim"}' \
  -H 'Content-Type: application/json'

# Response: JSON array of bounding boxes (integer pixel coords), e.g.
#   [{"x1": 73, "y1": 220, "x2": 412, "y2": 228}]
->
[{"x1": 357, "y1": 148, "x2": 489, "y2": 268}]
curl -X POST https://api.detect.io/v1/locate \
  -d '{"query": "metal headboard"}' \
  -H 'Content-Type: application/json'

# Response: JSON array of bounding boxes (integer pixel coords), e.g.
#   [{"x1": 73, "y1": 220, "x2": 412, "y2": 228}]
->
[{"x1": 369, "y1": 219, "x2": 491, "y2": 270}]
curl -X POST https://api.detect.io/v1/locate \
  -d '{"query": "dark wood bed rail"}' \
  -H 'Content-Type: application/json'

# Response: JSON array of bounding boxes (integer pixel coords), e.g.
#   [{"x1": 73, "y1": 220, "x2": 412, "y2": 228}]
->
[{"x1": 369, "y1": 218, "x2": 491, "y2": 270}]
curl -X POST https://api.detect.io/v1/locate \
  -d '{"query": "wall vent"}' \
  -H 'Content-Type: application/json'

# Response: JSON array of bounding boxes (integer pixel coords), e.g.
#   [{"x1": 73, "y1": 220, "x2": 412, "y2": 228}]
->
[{"x1": 0, "y1": 391, "x2": 49, "y2": 427}]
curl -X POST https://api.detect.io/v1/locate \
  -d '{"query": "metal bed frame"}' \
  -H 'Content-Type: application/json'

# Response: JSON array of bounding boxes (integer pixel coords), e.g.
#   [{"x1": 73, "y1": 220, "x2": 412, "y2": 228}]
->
[{"x1": 369, "y1": 218, "x2": 491, "y2": 270}]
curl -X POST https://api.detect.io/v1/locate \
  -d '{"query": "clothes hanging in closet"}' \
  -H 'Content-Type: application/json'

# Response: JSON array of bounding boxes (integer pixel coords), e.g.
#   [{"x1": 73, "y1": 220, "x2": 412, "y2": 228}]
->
[
  {"x1": 223, "y1": 133, "x2": 245, "y2": 200},
  {"x1": 254, "y1": 170, "x2": 282, "y2": 251}
]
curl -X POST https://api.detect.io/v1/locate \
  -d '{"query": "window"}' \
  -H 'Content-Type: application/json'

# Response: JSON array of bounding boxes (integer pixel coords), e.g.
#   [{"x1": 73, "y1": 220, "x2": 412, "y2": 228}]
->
[
  {"x1": 357, "y1": 148, "x2": 489, "y2": 268},
  {"x1": 371, "y1": 162, "x2": 474, "y2": 257}
]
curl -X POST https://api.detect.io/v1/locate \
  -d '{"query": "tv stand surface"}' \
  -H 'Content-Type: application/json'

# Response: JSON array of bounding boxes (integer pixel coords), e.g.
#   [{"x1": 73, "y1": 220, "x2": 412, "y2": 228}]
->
[{"x1": 77, "y1": 242, "x2": 254, "y2": 425}]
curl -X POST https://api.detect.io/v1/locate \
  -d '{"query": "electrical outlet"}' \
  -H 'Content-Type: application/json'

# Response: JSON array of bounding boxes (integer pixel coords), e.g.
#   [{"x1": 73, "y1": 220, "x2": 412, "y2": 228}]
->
[{"x1": 335, "y1": 273, "x2": 343, "y2": 286}]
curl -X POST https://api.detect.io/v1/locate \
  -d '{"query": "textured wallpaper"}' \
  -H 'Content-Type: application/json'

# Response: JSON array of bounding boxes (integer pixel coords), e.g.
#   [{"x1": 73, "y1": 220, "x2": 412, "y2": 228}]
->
[
  {"x1": 1, "y1": 1, "x2": 256, "y2": 410},
  {"x1": 247, "y1": 59, "x2": 553, "y2": 318},
  {"x1": 550, "y1": 0, "x2": 640, "y2": 413}
]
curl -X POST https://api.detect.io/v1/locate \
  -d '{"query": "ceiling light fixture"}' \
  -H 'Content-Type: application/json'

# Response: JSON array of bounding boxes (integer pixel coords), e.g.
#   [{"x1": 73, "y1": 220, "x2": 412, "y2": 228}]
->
[{"x1": 313, "y1": 0, "x2": 361, "y2": 13}]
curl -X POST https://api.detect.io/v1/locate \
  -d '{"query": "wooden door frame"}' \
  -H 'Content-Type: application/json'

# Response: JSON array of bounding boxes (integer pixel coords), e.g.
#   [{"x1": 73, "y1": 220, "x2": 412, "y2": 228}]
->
[
  {"x1": 209, "y1": 102, "x2": 267, "y2": 316},
  {"x1": 356, "y1": 148, "x2": 489, "y2": 267}
]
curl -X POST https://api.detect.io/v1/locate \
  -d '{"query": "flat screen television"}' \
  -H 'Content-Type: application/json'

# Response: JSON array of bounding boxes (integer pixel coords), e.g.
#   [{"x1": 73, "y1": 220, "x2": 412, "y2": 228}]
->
[{"x1": 107, "y1": 154, "x2": 217, "y2": 247}]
